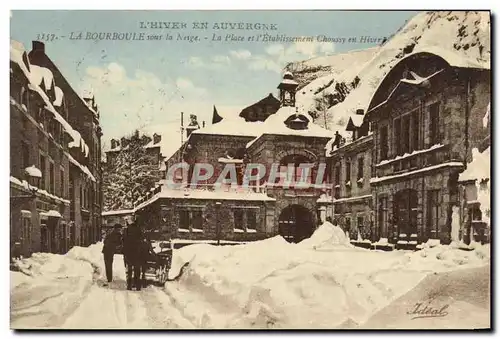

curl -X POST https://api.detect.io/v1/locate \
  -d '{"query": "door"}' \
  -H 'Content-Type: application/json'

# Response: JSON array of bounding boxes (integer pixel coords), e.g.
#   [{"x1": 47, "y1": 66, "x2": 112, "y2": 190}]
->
[{"x1": 394, "y1": 189, "x2": 418, "y2": 238}]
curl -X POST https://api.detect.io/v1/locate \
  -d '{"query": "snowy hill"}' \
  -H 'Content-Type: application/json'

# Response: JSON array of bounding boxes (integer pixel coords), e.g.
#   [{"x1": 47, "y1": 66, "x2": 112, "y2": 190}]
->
[
  {"x1": 293, "y1": 11, "x2": 490, "y2": 134},
  {"x1": 285, "y1": 47, "x2": 379, "y2": 90}
]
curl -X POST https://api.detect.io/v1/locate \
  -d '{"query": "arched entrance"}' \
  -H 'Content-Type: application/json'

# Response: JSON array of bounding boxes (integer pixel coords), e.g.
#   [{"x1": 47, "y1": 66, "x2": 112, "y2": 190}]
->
[
  {"x1": 394, "y1": 189, "x2": 418, "y2": 237},
  {"x1": 278, "y1": 204, "x2": 314, "y2": 243}
]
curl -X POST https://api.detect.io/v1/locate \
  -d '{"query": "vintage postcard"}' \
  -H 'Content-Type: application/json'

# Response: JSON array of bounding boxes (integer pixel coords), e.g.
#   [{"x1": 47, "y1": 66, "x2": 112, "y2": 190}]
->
[{"x1": 9, "y1": 10, "x2": 491, "y2": 330}]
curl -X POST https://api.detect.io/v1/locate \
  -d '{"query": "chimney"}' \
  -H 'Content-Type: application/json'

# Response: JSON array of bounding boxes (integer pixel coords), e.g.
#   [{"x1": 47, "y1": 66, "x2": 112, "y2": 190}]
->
[
  {"x1": 32, "y1": 41, "x2": 45, "y2": 54},
  {"x1": 121, "y1": 137, "x2": 129, "y2": 148},
  {"x1": 153, "y1": 133, "x2": 161, "y2": 144},
  {"x1": 356, "y1": 109, "x2": 364, "y2": 115},
  {"x1": 202, "y1": 121, "x2": 205, "y2": 128},
  {"x1": 110, "y1": 139, "x2": 117, "y2": 149}
]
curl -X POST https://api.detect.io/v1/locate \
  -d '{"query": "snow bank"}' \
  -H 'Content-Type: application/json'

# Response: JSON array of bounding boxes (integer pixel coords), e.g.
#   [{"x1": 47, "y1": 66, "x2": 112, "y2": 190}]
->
[
  {"x1": 165, "y1": 221, "x2": 490, "y2": 329},
  {"x1": 10, "y1": 243, "x2": 121, "y2": 329},
  {"x1": 11, "y1": 250, "x2": 95, "y2": 328}
]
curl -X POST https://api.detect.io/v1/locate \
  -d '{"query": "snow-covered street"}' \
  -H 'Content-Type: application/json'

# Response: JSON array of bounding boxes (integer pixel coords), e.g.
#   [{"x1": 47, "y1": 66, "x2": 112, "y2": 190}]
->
[{"x1": 10, "y1": 222, "x2": 490, "y2": 329}]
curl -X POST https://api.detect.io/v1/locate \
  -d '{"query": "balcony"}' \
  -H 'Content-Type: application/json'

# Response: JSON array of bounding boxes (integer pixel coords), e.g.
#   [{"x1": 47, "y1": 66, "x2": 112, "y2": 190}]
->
[{"x1": 376, "y1": 143, "x2": 453, "y2": 176}]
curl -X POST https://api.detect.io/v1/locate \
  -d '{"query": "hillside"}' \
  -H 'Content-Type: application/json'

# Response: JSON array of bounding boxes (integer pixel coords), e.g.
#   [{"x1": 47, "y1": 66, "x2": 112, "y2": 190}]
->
[{"x1": 293, "y1": 11, "x2": 491, "y2": 134}]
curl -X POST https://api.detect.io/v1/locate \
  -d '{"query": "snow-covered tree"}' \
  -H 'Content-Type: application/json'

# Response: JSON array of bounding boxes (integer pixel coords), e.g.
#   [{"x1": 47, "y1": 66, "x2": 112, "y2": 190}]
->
[{"x1": 103, "y1": 130, "x2": 159, "y2": 210}]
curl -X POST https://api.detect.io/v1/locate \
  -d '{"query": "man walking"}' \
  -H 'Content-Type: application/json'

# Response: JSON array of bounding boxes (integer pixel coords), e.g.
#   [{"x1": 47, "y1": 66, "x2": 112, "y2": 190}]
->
[
  {"x1": 102, "y1": 224, "x2": 123, "y2": 285},
  {"x1": 123, "y1": 221, "x2": 146, "y2": 291}
]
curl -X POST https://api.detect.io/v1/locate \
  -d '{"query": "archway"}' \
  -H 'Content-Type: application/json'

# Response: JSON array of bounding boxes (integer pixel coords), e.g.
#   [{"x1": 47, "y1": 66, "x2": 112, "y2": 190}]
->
[{"x1": 278, "y1": 204, "x2": 314, "y2": 243}]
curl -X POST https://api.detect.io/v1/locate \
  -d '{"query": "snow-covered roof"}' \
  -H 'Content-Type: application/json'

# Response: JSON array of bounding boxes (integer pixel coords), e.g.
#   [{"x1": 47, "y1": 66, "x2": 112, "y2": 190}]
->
[
  {"x1": 40, "y1": 210, "x2": 62, "y2": 218},
  {"x1": 11, "y1": 40, "x2": 92, "y2": 172},
  {"x1": 348, "y1": 114, "x2": 364, "y2": 128},
  {"x1": 135, "y1": 187, "x2": 275, "y2": 211},
  {"x1": 400, "y1": 69, "x2": 445, "y2": 86},
  {"x1": 218, "y1": 157, "x2": 244, "y2": 164},
  {"x1": 67, "y1": 153, "x2": 96, "y2": 182},
  {"x1": 10, "y1": 176, "x2": 70, "y2": 204},
  {"x1": 280, "y1": 78, "x2": 299, "y2": 86},
  {"x1": 30, "y1": 65, "x2": 55, "y2": 90},
  {"x1": 10, "y1": 40, "x2": 31, "y2": 80},
  {"x1": 54, "y1": 86, "x2": 64, "y2": 107},
  {"x1": 458, "y1": 147, "x2": 490, "y2": 182},
  {"x1": 102, "y1": 209, "x2": 135, "y2": 217},
  {"x1": 192, "y1": 118, "x2": 264, "y2": 138},
  {"x1": 246, "y1": 106, "x2": 333, "y2": 148}
]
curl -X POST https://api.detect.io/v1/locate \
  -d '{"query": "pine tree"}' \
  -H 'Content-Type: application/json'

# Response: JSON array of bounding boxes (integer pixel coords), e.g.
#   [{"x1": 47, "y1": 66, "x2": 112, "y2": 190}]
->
[{"x1": 103, "y1": 130, "x2": 159, "y2": 210}]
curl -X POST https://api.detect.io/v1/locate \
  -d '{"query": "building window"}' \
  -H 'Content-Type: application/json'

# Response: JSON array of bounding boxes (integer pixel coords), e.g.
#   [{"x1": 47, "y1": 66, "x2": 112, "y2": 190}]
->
[
  {"x1": 20, "y1": 86, "x2": 29, "y2": 108},
  {"x1": 247, "y1": 210, "x2": 257, "y2": 231},
  {"x1": 60, "y1": 167, "x2": 65, "y2": 198},
  {"x1": 357, "y1": 157, "x2": 364, "y2": 181},
  {"x1": 39, "y1": 153, "x2": 46, "y2": 189},
  {"x1": 402, "y1": 115, "x2": 410, "y2": 154},
  {"x1": 80, "y1": 184, "x2": 83, "y2": 209},
  {"x1": 380, "y1": 126, "x2": 388, "y2": 160},
  {"x1": 345, "y1": 217, "x2": 352, "y2": 238},
  {"x1": 21, "y1": 213, "x2": 32, "y2": 253},
  {"x1": 411, "y1": 110, "x2": 420, "y2": 151},
  {"x1": 429, "y1": 102, "x2": 440, "y2": 145},
  {"x1": 192, "y1": 210, "x2": 203, "y2": 231},
  {"x1": 49, "y1": 161, "x2": 55, "y2": 194},
  {"x1": 233, "y1": 209, "x2": 244, "y2": 231},
  {"x1": 334, "y1": 164, "x2": 341, "y2": 199},
  {"x1": 178, "y1": 209, "x2": 203, "y2": 232},
  {"x1": 345, "y1": 159, "x2": 351, "y2": 184},
  {"x1": 378, "y1": 197, "x2": 388, "y2": 238},
  {"x1": 22, "y1": 142, "x2": 30, "y2": 170},
  {"x1": 357, "y1": 215, "x2": 364, "y2": 238},
  {"x1": 393, "y1": 118, "x2": 401, "y2": 155},
  {"x1": 427, "y1": 190, "x2": 440, "y2": 239}
]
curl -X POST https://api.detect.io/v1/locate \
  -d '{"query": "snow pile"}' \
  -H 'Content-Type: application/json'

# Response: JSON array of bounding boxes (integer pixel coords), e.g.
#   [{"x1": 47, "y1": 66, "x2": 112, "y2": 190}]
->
[
  {"x1": 394, "y1": 244, "x2": 490, "y2": 272},
  {"x1": 298, "y1": 221, "x2": 352, "y2": 250},
  {"x1": 165, "y1": 220, "x2": 490, "y2": 329}
]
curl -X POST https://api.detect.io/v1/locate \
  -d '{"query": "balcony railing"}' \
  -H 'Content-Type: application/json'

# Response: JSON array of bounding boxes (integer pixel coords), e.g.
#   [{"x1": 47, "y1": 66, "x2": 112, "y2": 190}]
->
[{"x1": 376, "y1": 143, "x2": 453, "y2": 176}]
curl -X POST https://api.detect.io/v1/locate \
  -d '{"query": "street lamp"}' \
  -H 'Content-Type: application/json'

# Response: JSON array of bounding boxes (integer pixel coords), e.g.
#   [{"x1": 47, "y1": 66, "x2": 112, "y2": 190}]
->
[{"x1": 11, "y1": 165, "x2": 42, "y2": 201}]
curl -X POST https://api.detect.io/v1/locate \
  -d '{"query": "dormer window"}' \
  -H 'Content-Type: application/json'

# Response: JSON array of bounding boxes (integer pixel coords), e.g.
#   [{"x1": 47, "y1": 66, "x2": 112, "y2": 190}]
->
[{"x1": 284, "y1": 113, "x2": 309, "y2": 130}]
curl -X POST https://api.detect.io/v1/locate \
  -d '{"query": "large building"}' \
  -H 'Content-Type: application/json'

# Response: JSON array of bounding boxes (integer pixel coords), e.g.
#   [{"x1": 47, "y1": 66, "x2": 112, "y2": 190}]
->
[
  {"x1": 134, "y1": 72, "x2": 334, "y2": 244},
  {"x1": 326, "y1": 50, "x2": 491, "y2": 249},
  {"x1": 10, "y1": 40, "x2": 102, "y2": 258}
]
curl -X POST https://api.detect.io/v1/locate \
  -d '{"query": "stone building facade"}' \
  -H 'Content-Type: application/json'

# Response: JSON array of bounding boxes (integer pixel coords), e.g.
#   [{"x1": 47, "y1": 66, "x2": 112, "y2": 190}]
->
[
  {"x1": 10, "y1": 40, "x2": 102, "y2": 258},
  {"x1": 365, "y1": 51, "x2": 490, "y2": 248},
  {"x1": 326, "y1": 130, "x2": 373, "y2": 242},
  {"x1": 134, "y1": 72, "x2": 333, "y2": 244}
]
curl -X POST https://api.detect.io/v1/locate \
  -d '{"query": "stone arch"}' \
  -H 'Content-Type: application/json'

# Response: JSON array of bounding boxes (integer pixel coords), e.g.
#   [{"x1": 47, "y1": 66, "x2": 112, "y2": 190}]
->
[{"x1": 276, "y1": 149, "x2": 318, "y2": 163}]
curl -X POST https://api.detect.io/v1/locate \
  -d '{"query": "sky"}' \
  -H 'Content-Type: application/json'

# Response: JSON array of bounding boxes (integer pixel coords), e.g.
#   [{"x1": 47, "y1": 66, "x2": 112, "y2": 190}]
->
[{"x1": 10, "y1": 10, "x2": 418, "y2": 149}]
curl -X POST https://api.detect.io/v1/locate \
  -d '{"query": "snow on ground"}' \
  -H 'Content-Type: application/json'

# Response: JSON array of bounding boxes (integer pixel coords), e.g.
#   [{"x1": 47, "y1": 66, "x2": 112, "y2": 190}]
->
[
  {"x1": 167, "y1": 221, "x2": 490, "y2": 329},
  {"x1": 10, "y1": 223, "x2": 490, "y2": 329},
  {"x1": 11, "y1": 243, "x2": 193, "y2": 329}
]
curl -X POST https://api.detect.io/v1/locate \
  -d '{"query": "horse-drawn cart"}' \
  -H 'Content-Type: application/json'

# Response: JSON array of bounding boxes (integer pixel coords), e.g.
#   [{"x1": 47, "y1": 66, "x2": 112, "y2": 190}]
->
[{"x1": 142, "y1": 241, "x2": 173, "y2": 285}]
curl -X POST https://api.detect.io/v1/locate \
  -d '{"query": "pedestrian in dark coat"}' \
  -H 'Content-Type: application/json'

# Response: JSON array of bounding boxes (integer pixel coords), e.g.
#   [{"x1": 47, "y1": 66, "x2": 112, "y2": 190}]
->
[
  {"x1": 102, "y1": 224, "x2": 123, "y2": 284},
  {"x1": 123, "y1": 222, "x2": 146, "y2": 290}
]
